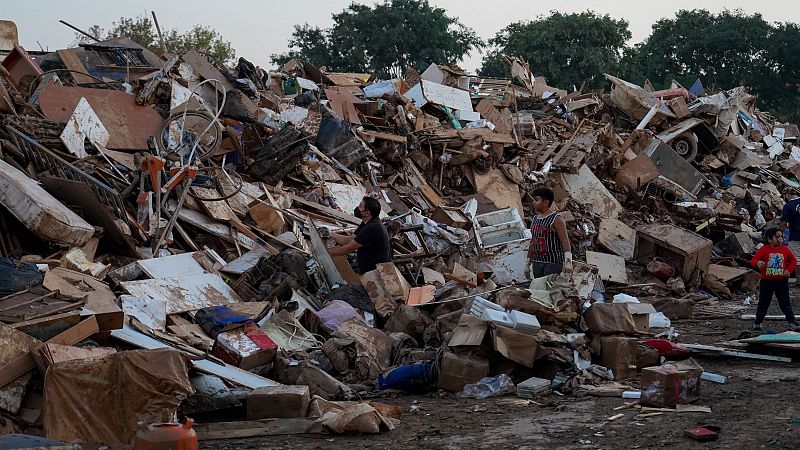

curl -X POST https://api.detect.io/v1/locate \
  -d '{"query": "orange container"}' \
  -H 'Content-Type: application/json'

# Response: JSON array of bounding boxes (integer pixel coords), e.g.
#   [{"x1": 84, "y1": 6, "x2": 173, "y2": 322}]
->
[{"x1": 133, "y1": 419, "x2": 198, "y2": 450}]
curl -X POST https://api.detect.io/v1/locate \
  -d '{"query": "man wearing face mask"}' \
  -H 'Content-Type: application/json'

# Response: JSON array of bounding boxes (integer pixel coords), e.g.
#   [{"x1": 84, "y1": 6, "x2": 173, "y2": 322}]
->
[{"x1": 328, "y1": 196, "x2": 392, "y2": 274}]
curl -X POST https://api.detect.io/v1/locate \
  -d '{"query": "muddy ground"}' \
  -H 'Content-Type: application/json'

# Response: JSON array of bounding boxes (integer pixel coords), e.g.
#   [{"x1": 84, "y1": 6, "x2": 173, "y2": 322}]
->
[{"x1": 201, "y1": 294, "x2": 800, "y2": 450}]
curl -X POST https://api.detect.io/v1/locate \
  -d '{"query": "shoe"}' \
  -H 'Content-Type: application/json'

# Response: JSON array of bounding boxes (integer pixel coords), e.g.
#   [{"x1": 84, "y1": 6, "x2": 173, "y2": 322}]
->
[
  {"x1": 789, "y1": 323, "x2": 799, "y2": 331},
  {"x1": 753, "y1": 323, "x2": 763, "y2": 331}
]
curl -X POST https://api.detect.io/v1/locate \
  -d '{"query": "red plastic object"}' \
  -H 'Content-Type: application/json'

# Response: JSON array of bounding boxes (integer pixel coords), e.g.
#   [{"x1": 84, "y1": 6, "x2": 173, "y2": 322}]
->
[
  {"x1": 642, "y1": 338, "x2": 691, "y2": 360},
  {"x1": 134, "y1": 419, "x2": 198, "y2": 450},
  {"x1": 685, "y1": 426, "x2": 720, "y2": 441}
]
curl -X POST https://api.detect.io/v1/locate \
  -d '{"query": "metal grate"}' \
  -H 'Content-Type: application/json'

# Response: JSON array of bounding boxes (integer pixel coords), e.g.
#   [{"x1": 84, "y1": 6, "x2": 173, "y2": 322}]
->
[{"x1": 6, "y1": 126, "x2": 133, "y2": 231}]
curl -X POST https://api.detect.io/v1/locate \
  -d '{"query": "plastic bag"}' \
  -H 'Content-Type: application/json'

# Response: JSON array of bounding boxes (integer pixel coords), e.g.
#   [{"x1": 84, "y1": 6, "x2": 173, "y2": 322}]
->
[
  {"x1": 649, "y1": 312, "x2": 672, "y2": 329},
  {"x1": 612, "y1": 293, "x2": 639, "y2": 304},
  {"x1": 458, "y1": 374, "x2": 516, "y2": 399}
]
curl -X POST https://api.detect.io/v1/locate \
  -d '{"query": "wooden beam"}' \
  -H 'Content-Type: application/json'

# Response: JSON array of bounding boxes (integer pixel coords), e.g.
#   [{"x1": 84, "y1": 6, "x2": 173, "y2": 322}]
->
[
  {"x1": 289, "y1": 194, "x2": 361, "y2": 225},
  {"x1": 194, "y1": 418, "x2": 320, "y2": 440}
]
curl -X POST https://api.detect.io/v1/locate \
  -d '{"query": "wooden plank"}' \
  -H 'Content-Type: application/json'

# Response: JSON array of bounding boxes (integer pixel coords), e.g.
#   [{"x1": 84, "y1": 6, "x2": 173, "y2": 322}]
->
[
  {"x1": 195, "y1": 418, "x2": 319, "y2": 440},
  {"x1": 403, "y1": 159, "x2": 442, "y2": 208},
  {"x1": 220, "y1": 247, "x2": 271, "y2": 275},
  {"x1": 289, "y1": 194, "x2": 361, "y2": 225},
  {"x1": 537, "y1": 142, "x2": 561, "y2": 164},
  {"x1": 707, "y1": 264, "x2": 750, "y2": 283},
  {"x1": 11, "y1": 311, "x2": 81, "y2": 341},
  {"x1": 683, "y1": 343, "x2": 792, "y2": 362},
  {"x1": 359, "y1": 130, "x2": 407, "y2": 143},
  {"x1": 192, "y1": 187, "x2": 235, "y2": 221},
  {"x1": 176, "y1": 206, "x2": 258, "y2": 249},
  {"x1": 598, "y1": 218, "x2": 636, "y2": 260},
  {"x1": 56, "y1": 49, "x2": 94, "y2": 85},
  {"x1": 307, "y1": 218, "x2": 345, "y2": 287}
]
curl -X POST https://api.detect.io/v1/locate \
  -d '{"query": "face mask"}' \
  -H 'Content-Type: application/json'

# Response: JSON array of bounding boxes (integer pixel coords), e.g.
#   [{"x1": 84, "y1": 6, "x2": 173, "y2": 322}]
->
[{"x1": 353, "y1": 207, "x2": 362, "y2": 219}]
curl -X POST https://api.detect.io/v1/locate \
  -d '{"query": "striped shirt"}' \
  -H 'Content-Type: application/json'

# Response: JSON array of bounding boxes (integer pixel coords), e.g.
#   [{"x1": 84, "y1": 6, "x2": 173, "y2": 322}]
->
[{"x1": 529, "y1": 212, "x2": 564, "y2": 264}]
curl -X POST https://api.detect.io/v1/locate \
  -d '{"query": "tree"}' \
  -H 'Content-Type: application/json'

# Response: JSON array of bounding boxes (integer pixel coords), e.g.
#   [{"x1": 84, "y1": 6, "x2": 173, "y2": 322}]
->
[
  {"x1": 72, "y1": 15, "x2": 236, "y2": 65},
  {"x1": 635, "y1": 9, "x2": 770, "y2": 90},
  {"x1": 631, "y1": 9, "x2": 800, "y2": 121},
  {"x1": 478, "y1": 11, "x2": 631, "y2": 90},
  {"x1": 271, "y1": 0, "x2": 483, "y2": 76}
]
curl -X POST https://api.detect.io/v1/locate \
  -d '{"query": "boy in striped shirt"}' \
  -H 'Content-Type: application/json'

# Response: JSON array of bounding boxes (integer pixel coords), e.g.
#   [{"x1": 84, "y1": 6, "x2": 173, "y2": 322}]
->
[{"x1": 527, "y1": 187, "x2": 572, "y2": 279}]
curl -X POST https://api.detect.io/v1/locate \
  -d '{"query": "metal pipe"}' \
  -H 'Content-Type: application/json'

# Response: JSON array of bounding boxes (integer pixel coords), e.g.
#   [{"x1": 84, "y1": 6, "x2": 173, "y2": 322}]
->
[{"x1": 58, "y1": 20, "x2": 100, "y2": 41}]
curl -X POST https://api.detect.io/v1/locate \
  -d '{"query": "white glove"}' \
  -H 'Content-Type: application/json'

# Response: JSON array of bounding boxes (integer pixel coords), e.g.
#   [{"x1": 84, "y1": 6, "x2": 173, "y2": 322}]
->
[{"x1": 563, "y1": 251, "x2": 573, "y2": 273}]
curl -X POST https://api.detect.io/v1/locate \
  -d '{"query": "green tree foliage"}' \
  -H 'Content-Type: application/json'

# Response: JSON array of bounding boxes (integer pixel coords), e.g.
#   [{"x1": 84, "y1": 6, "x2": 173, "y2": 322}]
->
[
  {"x1": 634, "y1": 9, "x2": 770, "y2": 90},
  {"x1": 73, "y1": 15, "x2": 235, "y2": 65},
  {"x1": 633, "y1": 9, "x2": 798, "y2": 121},
  {"x1": 478, "y1": 11, "x2": 631, "y2": 90},
  {"x1": 271, "y1": 0, "x2": 483, "y2": 76}
]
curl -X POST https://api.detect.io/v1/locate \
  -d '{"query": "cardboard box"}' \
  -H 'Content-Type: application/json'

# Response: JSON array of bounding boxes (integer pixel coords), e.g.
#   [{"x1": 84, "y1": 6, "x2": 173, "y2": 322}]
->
[
  {"x1": 625, "y1": 303, "x2": 657, "y2": 333},
  {"x1": 247, "y1": 385, "x2": 310, "y2": 419},
  {"x1": 212, "y1": 322, "x2": 277, "y2": 370},
  {"x1": 431, "y1": 205, "x2": 471, "y2": 229},
  {"x1": 597, "y1": 336, "x2": 638, "y2": 380},
  {"x1": 640, "y1": 363, "x2": 701, "y2": 407},
  {"x1": 584, "y1": 303, "x2": 638, "y2": 336},
  {"x1": 492, "y1": 325, "x2": 539, "y2": 367},
  {"x1": 437, "y1": 352, "x2": 489, "y2": 392}
]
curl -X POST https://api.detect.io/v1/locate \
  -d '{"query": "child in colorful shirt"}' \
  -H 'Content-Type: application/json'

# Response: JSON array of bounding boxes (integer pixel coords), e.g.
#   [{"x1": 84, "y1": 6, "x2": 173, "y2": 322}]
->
[{"x1": 750, "y1": 227, "x2": 798, "y2": 331}]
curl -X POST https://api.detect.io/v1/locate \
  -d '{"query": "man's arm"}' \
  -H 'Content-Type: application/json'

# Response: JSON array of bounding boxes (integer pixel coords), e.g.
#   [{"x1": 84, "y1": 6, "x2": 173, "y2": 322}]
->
[
  {"x1": 329, "y1": 239, "x2": 362, "y2": 256},
  {"x1": 330, "y1": 232, "x2": 354, "y2": 245}
]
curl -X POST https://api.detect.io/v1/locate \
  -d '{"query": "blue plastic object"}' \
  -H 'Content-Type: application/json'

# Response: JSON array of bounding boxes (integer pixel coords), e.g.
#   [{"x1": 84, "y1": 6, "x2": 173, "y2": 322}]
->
[
  {"x1": 195, "y1": 305, "x2": 249, "y2": 338},
  {"x1": 721, "y1": 171, "x2": 736, "y2": 187},
  {"x1": 378, "y1": 361, "x2": 435, "y2": 391}
]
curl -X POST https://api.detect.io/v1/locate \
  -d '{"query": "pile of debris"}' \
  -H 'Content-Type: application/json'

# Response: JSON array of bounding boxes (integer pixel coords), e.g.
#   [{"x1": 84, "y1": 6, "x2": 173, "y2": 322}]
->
[{"x1": 0, "y1": 21, "x2": 798, "y2": 446}]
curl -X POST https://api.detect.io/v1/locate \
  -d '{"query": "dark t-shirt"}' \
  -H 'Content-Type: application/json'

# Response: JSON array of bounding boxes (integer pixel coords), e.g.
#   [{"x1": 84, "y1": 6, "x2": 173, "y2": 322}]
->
[
  {"x1": 782, "y1": 198, "x2": 800, "y2": 241},
  {"x1": 354, "y1": 218, "x2": 391, "y2": 274}
]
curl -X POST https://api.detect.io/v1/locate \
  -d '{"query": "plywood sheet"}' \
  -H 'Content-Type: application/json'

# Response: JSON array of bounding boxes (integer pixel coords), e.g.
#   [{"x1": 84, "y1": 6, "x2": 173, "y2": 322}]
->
[
  {"x1": 136, "y1": 252, "x2": 206, "y2": 279},
  {"x1": 39, "y1": 84, "x2": 164, "y2": 150},
  {"x1": 586, "y1": 251, "x2": 628, "y2": 284},
  {"x1": 598, "y1": 218, "x2": 636, "y2": 260},
  {"x1": 120, "y1": 273, "x2": 240, "y2": 314},
  {"x1": 560, "y1": 165, "x2": 622, "y2": 219},
  {"x1": 474, "y1": 168, "x2": 524, "y2": 214},
  {"x1": 707, "y1": 264, "x2": 750, "y2": 282}
]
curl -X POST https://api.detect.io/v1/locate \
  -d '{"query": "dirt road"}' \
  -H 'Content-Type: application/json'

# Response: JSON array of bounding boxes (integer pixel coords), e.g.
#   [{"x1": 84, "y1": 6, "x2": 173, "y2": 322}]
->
[{"x1": 202, "y1": 297, "x2": 800, "y2": 449}]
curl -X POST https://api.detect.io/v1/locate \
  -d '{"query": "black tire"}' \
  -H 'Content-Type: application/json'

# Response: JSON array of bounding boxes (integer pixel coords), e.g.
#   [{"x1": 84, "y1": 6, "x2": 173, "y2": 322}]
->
[{"x1": 670, "y1": 132, "x2": 698, "y2": 162}]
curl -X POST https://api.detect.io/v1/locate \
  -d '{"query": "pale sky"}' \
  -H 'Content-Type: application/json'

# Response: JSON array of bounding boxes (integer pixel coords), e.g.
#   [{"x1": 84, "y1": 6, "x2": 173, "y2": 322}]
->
[{"x1": 4, "y1": 1, "x2": 798, "y2": 72}]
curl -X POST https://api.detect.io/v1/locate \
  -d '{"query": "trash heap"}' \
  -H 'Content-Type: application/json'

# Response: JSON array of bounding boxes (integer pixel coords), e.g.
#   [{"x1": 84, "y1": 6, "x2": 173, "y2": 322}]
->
[{"x1": 1, "y1": 28, "x2": 799, "y2": 445}]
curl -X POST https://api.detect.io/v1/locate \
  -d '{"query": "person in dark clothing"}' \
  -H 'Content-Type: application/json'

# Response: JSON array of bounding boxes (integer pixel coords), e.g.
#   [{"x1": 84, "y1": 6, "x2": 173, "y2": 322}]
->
[
  {"x1": 750, "y1": 227, "x2": 798, "y2": 331},
  {"x1": 780, "y1": 189, "x2": 800, "y2": 284},
  {"x1": 328, "y1": 196, "x2": 392, "y2": 274}
]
